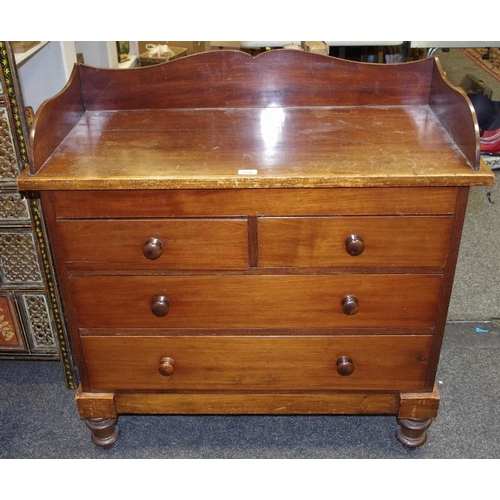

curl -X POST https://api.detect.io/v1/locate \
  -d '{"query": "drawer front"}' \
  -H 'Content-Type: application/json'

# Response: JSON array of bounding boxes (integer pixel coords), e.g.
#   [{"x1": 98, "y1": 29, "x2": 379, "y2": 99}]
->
[
  {"x1": 258, "y1": 216, "x2": 453, "y2": 268},
  {"x1": 69, "y1": 274, "x2": 442, "y2": 329},
  {"x1": 81, "y1": 335, "x2": 432, "y2": 392},
  {"x1": 56, "y1": 218, "x2": 249, "y2": 269},
  {"x1": 50, "y1": 187, "x2": 458, "y2": 218}
]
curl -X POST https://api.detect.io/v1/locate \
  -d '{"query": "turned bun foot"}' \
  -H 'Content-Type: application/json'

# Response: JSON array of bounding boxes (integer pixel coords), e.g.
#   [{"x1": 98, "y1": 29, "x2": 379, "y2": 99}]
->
[
  {"x1": 395, "y1": 418, "x2": 432, "y2": 448},
  {"x1": 85, "y1": 418, "x2": 120, "y2": 449}
]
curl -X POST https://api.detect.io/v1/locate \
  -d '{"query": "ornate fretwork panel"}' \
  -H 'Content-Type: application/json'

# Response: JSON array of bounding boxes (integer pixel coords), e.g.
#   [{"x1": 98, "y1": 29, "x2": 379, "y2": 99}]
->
[
  {"x1": 18, "y1": 293, "x2": 56, "y2": 350},
  {"x1": 0, "y1": 107, "x2": 20, "y2": 183},
  {"x1": 0, "y1": 190, "x2": 31, "y2": 223},
  {"x1": 0, "y1": 42, "x2": 75, "y2": 388},
  {"x1": 0, "y1": 230, "x2": 44, "y2": 286}
]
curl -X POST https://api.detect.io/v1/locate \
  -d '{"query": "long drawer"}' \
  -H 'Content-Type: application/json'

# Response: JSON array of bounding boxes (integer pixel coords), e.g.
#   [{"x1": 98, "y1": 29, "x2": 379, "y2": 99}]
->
[
  {"x1": 258, "y1": 216, "x2": 453, "y2": 268},
  {"x1": 69, "y1": 274, "x2": 442, "y2": 329},
  {"x1": 56, "y1": 218, "x2": 249, "y2": 269},
  {"x1": 50, "y1": 187, "x2": 458, "y2": 218},
  {"x1": 81, "y1": 335, "x2": 433, "y2": 392}
]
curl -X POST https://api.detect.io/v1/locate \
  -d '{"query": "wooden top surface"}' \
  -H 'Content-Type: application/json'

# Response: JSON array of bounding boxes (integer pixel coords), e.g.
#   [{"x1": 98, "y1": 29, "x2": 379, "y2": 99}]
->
[
  {"x1": 18, "y1": 105, "x2": 493, "y2": 190},
  {"x1": 18, "y1": 51, "x2": 493, "y2": 190}
]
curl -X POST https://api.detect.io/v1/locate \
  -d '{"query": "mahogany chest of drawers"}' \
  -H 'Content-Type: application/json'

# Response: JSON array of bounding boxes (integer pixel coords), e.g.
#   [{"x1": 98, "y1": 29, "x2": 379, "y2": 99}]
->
[{"x1": 18, "y1": 50, "x2": 494, "y2": 449}]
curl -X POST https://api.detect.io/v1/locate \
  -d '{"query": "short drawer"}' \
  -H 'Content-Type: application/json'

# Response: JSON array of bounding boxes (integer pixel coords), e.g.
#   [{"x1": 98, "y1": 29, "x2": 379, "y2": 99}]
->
[
  {"x1": 81, "y1": 334, "x2": 433, "y2": 392},
  {"x1": 56, "y1": 218, "x2": 249, "y2": 269},
  {"x1": 69, "y1": 274, "x2": 442, "y2": 329},
  {"x1": 258, "y1": 216, "x2": 453, "y2": 268}
]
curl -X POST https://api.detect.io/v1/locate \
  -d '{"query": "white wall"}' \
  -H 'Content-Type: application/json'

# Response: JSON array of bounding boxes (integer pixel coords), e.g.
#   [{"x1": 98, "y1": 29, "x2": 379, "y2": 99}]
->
[
  {"x1": 16, "y1": 41, "x2": 138, "y2": 112},
  {"x1": 75, "y1": 41, "x2": 139, "y2": 68},
  {"x1": 75, "y1": 41, "x2": 112, "y2": 68},
  {"x1": 17, "y1": 41, "x2": 77, "y2": 112}
]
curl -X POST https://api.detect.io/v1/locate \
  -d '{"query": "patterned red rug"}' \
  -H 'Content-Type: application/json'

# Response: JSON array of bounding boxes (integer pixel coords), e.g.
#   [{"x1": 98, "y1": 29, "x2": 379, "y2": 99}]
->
[{"x1": 461, "y1": 48, "x2": 500, "y2": 82}]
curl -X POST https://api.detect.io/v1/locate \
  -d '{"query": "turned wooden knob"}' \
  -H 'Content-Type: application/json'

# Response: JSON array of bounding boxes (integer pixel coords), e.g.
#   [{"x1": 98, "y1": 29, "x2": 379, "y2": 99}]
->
[
  {"x1": 143, "y1": 237, "x2": 163, "y2": 260},
  {"x1": 336, "y1": 356, "x2": 354, "y2": 376},
  {"x1": 345, "y1": 234, "x2": 364, "y2": 256},
  {"x1": 158, "y1": 356, "x2": 176, "y2": 376},
  {"x1": 151, "y1": 295, "x2": 170, "y2": 317},
  {"x1": 341, "y1": 295, "x2": 359, "y2": 315}
]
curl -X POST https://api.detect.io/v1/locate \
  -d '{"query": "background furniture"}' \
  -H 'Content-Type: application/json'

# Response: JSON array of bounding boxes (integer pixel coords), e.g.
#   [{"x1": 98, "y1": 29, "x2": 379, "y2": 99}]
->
[
  {"x1": 410, "y1": 41, "x2": 500, "y2": 57},
  {"x1": 0, "y1": 41, "x2": 75, "y2": 387}
]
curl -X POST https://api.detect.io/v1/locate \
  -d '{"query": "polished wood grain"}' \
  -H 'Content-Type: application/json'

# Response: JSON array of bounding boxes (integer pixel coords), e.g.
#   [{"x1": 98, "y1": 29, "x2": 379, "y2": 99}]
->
[
  {"x1": 430, "y1": 58, "x2": 481, "y2": 169},
  {"x1": 76, "y1": 385, "x2": 438, "y2": 417},
  {"x1": 28, "y1": 64, "x2": 85, "y2": 172},
  {"x1": 49, "y1": 187, "x2": 460, "y2": 218},
  {"x1": 398, "y1": 385, "x2": 440, "y2": 420},
  {"x1": 258, "y1": 216, "x2": 453, "y2": 268},
  {"x1": 80, "y1": 50, "x2": 436, "y2": 110},
  {"x1": 424, "y1": 186, "x2": 471, "y2": 388},
  {"x1": 80, "y1": 334, "x2": 432, "y2": 392},
  {"x1": 84, "y1": 418, "x2": 120, "y2": 449},
  {"x1": 56, "y1": 218, "x2": 249, "y2": 269},
  {"x1": 19, "y1": 107, "x2": 493, "y2": 191},
  {"x1": 56, "y1": 214, "x2": 452, "y2": 271},
  {"x1": 19, "y1": 50, "x2": 495, "y2": 190},
  {"x1": 396, "y1": 418, "x2": 432, "y2": 448},
  {"x1": 113, "y1": 391, "x2": 401, "y2": 415},
  {"x1": 69, "y1": 274, "x2": 442, "y2": 329},
  {"x1": 75, "y1": 387, "x2": 117, "y2": 419}
]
